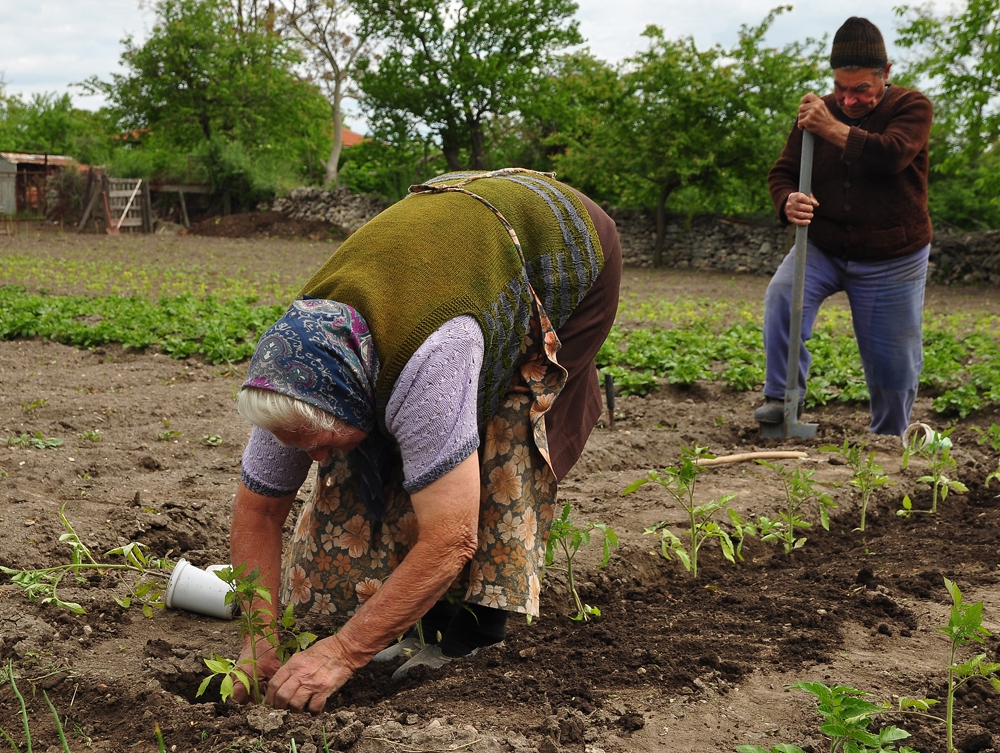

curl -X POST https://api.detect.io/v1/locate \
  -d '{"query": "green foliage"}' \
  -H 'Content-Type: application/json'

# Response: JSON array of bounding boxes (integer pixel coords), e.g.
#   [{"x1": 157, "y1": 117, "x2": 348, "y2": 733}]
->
[
  {"x1": 77, "y1": 0, "x2": 330, "y2": 198},
  {"x1": 820, "y1": 440, "x2": 893, "y2": 532},
  {"x1": 0, "y1": 286, "x2": 284, "y2": 364},
  {"x1": 790, "y1": 682, "x2": 916, "y2": 753},
  {"x1": 0, "y1": 86, "x2": 113, "y2": 164},
  {"x1": 893, "y1": 579, "x2": 1000, "y2": 753},
  {"x1": 338, "y1": 129, "x2": 446, "y2": 203},
  {"x1": 199, "y1": 565, "x2": 317, "y2": 703},
  {"x1": 3, "y1": 431, "x2": 63, "y2": 450},
  {"x1": 756, "y1": 461, "x2": 835, "y2": 554},
  {"x1": 896, "y1": 0, "x2": 1000, "y2": 229},
  {"x1": 626, "y1": 446, "x2": 739, "y2": 579},
  {"x1": 354, "y1": 0, "x2": 582, "y2": 170},
  {"x1": 544, "y1": 503, "x2": 618, "y2": 621},
  {"x1": 0, "y1": 660, "x2": 78, "y2": 753},
  {"x1": 970, "y1": 423, "x2": 1000, "y2": 452},
  {"x1": 554, "y1": 8, "x2": 825, "y2": 263},
  {"x1": 898, "y1": 428, "x2": 967, "y2": 516},
  {"x1": 0, "y1": 506, "x2": 173, "y2": 616}
]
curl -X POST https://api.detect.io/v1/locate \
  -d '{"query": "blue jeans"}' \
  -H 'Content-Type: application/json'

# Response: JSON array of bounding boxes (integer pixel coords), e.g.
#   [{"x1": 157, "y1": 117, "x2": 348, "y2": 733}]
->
[{"x1": 763, "y1": 242, "x2": 930, "y2": 435}]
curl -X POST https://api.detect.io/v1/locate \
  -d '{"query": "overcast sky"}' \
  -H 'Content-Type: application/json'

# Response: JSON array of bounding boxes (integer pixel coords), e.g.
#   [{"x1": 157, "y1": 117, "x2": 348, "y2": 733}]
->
[{"x1": 1, "y1": 0, "x2": 931, "y2": 122}]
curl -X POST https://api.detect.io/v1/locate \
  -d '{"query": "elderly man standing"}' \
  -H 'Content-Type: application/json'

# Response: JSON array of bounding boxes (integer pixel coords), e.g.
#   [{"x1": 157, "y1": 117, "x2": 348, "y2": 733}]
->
[{"x1": 755, "y1": 17, "x2": 933, "y2": 435}]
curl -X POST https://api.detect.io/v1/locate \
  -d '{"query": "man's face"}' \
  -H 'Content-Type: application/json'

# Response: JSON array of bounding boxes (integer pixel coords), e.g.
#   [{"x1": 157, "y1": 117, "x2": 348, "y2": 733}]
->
[{"x1": 833, "y1": 64, "x2": 891, "y2": 119}]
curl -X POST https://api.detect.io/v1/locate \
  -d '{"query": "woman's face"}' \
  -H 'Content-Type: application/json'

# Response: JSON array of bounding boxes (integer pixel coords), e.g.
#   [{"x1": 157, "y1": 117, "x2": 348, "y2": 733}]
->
[{"x1": 270, "y1": 425, "x2": 367, "y2": 462}]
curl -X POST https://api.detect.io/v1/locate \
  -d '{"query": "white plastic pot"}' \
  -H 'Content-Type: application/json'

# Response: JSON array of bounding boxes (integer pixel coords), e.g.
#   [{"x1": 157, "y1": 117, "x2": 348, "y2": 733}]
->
[
  {"x1": 902, "y1": 422, "x2": 934, "y2": 449},
  {"x1": 164, "y1": 559, "x2": 236, "y2": 620}
]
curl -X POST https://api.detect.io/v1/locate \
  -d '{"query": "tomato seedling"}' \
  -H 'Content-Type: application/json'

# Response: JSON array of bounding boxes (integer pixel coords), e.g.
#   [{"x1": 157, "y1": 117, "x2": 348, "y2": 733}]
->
[
  {"x1": 198, "y1": 565, "x2": 317, "y2": 703},
  {"x1": 627, "y1": 446, "x2": 739, "y2": 578},
  {"x1": 821, "y1": 439, "x2": 893, "y2": 532},
  {"x1": 756, "y1": 461, "x2": 835, "y2": 554},
  {"x1": 898, "y1": 428, "x2": 966, "y2": 516},
  {"x1": 543, "y1": 503, "x2": 618, "y2": 621},
  {"x1": 0, "y1": 505, "x2": 172, "y2": 616}
]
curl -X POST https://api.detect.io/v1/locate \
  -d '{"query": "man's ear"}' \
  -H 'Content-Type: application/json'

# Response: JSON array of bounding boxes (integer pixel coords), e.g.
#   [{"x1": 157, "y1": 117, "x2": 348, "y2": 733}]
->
[{"x1": 883, "y1": 62, "x2": 892, "y2": 82}]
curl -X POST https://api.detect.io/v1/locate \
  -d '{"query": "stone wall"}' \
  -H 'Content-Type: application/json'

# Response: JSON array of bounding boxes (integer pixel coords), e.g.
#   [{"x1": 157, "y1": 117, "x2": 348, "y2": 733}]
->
[
  {"x1": 270, "y1": 187, "x2": 1000, "y2": 285},
  {"x1": 269, "y1": 186, "x2": 386, "y2": 235},
  {"x1": 612, "y1": 208, "x2": 1000, "y2": 284}
]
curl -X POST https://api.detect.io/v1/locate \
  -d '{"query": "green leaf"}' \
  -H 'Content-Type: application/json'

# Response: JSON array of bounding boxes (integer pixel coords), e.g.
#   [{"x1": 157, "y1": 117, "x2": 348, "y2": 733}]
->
[{"x1": 196, "y1": 675, "x2": 214, "y2": 697}]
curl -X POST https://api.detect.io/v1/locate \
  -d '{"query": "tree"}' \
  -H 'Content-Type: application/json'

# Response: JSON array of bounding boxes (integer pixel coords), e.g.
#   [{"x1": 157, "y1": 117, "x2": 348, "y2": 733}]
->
[
  {"x1": 0, "y1": 88, "x2": 111, "y2": 164},
  {"x1": 353, "y1": 0, "x2": 582, "y2": 170},
  {"x1": 896, "y1": 0, "x2": 1000, "y2": 228},
  {"x1": 556, "y1": 7, "x2": 825, "y2": 266},
  {"x1": 280, "y1": 0, "x2": 372, "y2": 186},
  {"x1": 82, "y1": 0, "x2": 329, "y2": 159}
]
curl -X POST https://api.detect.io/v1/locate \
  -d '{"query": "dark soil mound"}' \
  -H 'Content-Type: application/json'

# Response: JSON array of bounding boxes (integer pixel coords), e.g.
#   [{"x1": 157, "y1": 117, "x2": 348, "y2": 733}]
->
[{"x1": 190, "y1": 211, "x2": 345, "y2": 240}]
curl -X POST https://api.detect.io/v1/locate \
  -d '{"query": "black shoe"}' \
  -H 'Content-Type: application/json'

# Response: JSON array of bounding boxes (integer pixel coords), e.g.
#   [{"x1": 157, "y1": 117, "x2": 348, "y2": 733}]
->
[{"x1": 754, "y1": 398, "x2": 803, "y2": 424}]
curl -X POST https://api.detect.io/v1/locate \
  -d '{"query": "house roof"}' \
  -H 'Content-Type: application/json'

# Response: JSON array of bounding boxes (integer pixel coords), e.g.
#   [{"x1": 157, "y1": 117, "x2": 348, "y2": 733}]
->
[
  {"x1": 0, "y1": 152, "x2": 78, "y2": 167},
  {"x1": 341, "y1": 128, "x2": 365, "y2": 147}
]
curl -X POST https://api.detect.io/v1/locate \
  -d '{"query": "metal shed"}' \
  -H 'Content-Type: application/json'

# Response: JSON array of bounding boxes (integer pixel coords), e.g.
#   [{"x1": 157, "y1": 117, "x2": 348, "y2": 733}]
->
[
  {"x1": 0, "y1": 154, "x2": 15, "y2": 216},
  {"x1": 0, "y1": 152, "x2": 77, "y2": 217}
]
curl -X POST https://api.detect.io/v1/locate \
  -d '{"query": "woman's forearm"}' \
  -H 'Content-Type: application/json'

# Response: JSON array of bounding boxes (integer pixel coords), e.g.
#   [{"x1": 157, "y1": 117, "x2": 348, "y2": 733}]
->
[{"x1": 230, "y1": 482, "x2": 296, "y2": 622}]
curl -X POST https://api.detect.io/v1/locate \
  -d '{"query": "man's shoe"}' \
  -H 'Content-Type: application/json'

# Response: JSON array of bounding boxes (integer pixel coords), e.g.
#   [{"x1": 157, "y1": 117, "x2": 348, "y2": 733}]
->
[{"x1": 754, "y1": 398, "x2": 803, "y2": 424}]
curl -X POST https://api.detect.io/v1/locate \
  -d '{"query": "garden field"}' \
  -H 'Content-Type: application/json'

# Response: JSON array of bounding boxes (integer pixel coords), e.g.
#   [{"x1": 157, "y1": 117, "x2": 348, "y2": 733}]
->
[{"x1": 1, "y1": 232, "x2": 1000, "y2": 753}]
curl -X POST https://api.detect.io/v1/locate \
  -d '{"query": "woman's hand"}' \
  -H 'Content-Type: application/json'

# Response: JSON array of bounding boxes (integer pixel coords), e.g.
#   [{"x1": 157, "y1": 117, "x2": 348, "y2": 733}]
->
[
  {"x1": 265, "y1": 635, "x2": 355, "y2": 714},
  {"x1": 231, "y1": 635, "x2": 282, "y2": 704}
]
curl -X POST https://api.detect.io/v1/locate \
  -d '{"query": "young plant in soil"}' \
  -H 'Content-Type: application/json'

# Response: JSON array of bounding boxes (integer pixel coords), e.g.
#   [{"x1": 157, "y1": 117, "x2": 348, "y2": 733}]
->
[
  {"x1": 894, "y1": 578, "x2": 1000, "y2": 753},
  {"x1": 544, "y1": 503, "x2": 618, "y2": 621},
  {"x1": 0, "y1": 505, "x2": 172, "y2": 616},
  {"x1": 197, "y1": 564, "x2": 317, "y2": 702},
  {"x1": 737, "y1": 681, "x2": 918, "y2": 753},
  {"x1": 626, "y1": 446, "x2": 739, "y2": 578},
  {"x1": 756, "y1": 461, "x2": 836, "y2": 554},
  {"x1": 0, "y1": 659, "x2": 76, "y2": 753},
  {"x1": 821, "y1": 439, "x2": 893, "y2": 532},
  {"x1": 898, "y1": 428, "x2": 967, "y2": 516}
]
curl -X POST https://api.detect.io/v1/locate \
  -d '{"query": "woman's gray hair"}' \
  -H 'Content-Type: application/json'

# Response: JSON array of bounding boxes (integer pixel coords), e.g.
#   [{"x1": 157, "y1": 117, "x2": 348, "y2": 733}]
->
[{"x1": 237, "y1": 387, "x2": 346, "y2": 435}]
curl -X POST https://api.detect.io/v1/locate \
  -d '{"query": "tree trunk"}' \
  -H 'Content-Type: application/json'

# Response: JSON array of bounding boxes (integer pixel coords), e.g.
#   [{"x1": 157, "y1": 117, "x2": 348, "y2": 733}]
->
[
  {"x1": 469, "y1": 124, "x2": 484, "y2": 170},
  {"x1": 324, "y1": 77, "x2": 345, "y2": 187},
  {"x1": 441, "y1": 129, "x2": 463, "y2": 171}
]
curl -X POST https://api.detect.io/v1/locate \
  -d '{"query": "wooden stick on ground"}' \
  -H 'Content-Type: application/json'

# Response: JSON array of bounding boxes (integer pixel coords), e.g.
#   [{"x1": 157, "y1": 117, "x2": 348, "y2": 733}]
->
[{"x1": 695, "y1": 450, "x2": 808, "y2": 467}]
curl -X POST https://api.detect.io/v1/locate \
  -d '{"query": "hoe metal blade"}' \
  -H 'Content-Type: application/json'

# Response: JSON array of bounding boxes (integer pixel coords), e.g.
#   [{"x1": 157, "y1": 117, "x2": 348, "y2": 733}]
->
[{"x1": 761, "y1": 129, "x2": 818, "y2": 440}]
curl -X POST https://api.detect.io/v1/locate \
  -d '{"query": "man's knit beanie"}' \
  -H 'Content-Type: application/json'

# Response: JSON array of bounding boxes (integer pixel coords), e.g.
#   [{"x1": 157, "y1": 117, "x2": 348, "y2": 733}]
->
[{"x1": 830, "y1": 17, "x2": 887, "y2": 69}]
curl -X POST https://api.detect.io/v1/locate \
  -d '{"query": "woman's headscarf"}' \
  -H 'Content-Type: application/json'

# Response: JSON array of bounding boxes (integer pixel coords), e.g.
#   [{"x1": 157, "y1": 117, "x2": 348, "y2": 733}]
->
[
  {"x1": 243, "y1": 299, "x2": 392, "y2": 519},
  {"x1": 243, "y1": 299, "x2": 378, "y2": 432}
]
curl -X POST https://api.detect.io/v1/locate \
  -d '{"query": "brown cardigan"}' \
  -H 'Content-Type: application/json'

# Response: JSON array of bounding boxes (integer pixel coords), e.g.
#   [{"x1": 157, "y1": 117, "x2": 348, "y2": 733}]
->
[{"x1": 768, "y1": 84, "x2": 933, "y2": 262}]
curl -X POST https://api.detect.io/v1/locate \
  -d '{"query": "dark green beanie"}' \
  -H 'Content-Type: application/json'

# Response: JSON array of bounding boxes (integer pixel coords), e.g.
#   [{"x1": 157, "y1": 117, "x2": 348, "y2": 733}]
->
[{"x1": 830, "y1": 17, "x2": 887, "y2": 69}]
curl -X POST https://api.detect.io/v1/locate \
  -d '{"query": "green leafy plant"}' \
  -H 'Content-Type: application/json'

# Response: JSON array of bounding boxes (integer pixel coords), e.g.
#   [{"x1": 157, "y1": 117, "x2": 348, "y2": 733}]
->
[
  {"x1": 821, "y1": 439, "x2": 893, "y2": 532},
  {"x1": 3, "y1": 431, "x2": 64, "y2": 449},
  {"x1": 0, "y1": 505, "x2": 173, "y2": 616},
  {"x1": 626, "y1": 446, "x2": 738, "y2": 578},
  {"x1": 970, "y1": 423, "x2": 1000, "y2": 452},
  {"x1": 543, "y1": 503, "x2": 618, "y2": 621},
  {"x1": 200, "y1": 434, "x2": 224, "y2": 447},
  {"x1": 899, "y1": 428, "x2": 967, "y2": 516},
  {"x1": 76, "y1": 430, "x2": 101, "y2": 442},
  {"x1": 737, "y1": 681, "x2": 917, "y2": 753},
  {"x1": 893, "y1": 578, "x2": 1000, "y2": 753},
  {"x1": 756, "y1": 461, "x2": 836, "y2": 554},
  {"x1": 198, "y1": 565, "x2": 317, "y2": 703},
  {"x1": 0, "y1": 659, "x2": 75, "y2": 753},
  {"x1": 21, "y1": 397, "x2": 48, "y2": 413}
]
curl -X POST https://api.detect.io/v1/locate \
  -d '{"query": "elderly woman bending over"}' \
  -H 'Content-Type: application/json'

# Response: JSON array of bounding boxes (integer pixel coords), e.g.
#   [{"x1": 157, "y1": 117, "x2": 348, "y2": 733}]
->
[{"x1": 229, "y1": 169, "x2": 621, "y2": 713}]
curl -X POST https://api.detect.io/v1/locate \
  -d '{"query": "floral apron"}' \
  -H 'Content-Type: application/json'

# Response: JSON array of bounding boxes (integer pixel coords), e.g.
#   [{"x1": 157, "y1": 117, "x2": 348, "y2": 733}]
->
[{"x1": 281, "y1": 170, "x2": 568, "y2": 617}]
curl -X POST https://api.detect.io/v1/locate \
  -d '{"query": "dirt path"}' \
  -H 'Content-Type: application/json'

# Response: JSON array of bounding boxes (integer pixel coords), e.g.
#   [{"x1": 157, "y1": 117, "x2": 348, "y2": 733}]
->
[{"x1": 2, "y1": 235, "x2": 999, "y2": 753}]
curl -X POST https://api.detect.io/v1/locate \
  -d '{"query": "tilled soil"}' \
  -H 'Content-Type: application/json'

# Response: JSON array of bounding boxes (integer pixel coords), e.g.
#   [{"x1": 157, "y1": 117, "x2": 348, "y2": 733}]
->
[{"x1": 2, "y1": 236, "x2": 999, "y2": 753}]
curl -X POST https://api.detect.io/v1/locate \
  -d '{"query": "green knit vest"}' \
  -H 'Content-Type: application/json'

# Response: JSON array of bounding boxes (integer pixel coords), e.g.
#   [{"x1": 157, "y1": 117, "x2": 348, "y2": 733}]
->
[{"x1": 299, "y1": 169, "x2": 604, "y2": 431}]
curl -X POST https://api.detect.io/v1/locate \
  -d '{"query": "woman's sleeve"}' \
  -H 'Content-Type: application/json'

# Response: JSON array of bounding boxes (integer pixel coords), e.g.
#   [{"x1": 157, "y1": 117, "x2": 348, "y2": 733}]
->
[
  {"x1": 385, "y1": 316, "x2": 484, "y2": 494},
  {"x1": 240, "y1": 425, "x2": 313, "y2": 497}
]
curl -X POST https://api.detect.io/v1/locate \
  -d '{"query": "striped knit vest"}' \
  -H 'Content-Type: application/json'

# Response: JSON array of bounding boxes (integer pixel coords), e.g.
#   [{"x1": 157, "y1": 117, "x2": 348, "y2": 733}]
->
[{"x1": 299, "y1": 169, "x2": 604, "y2": 432}]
